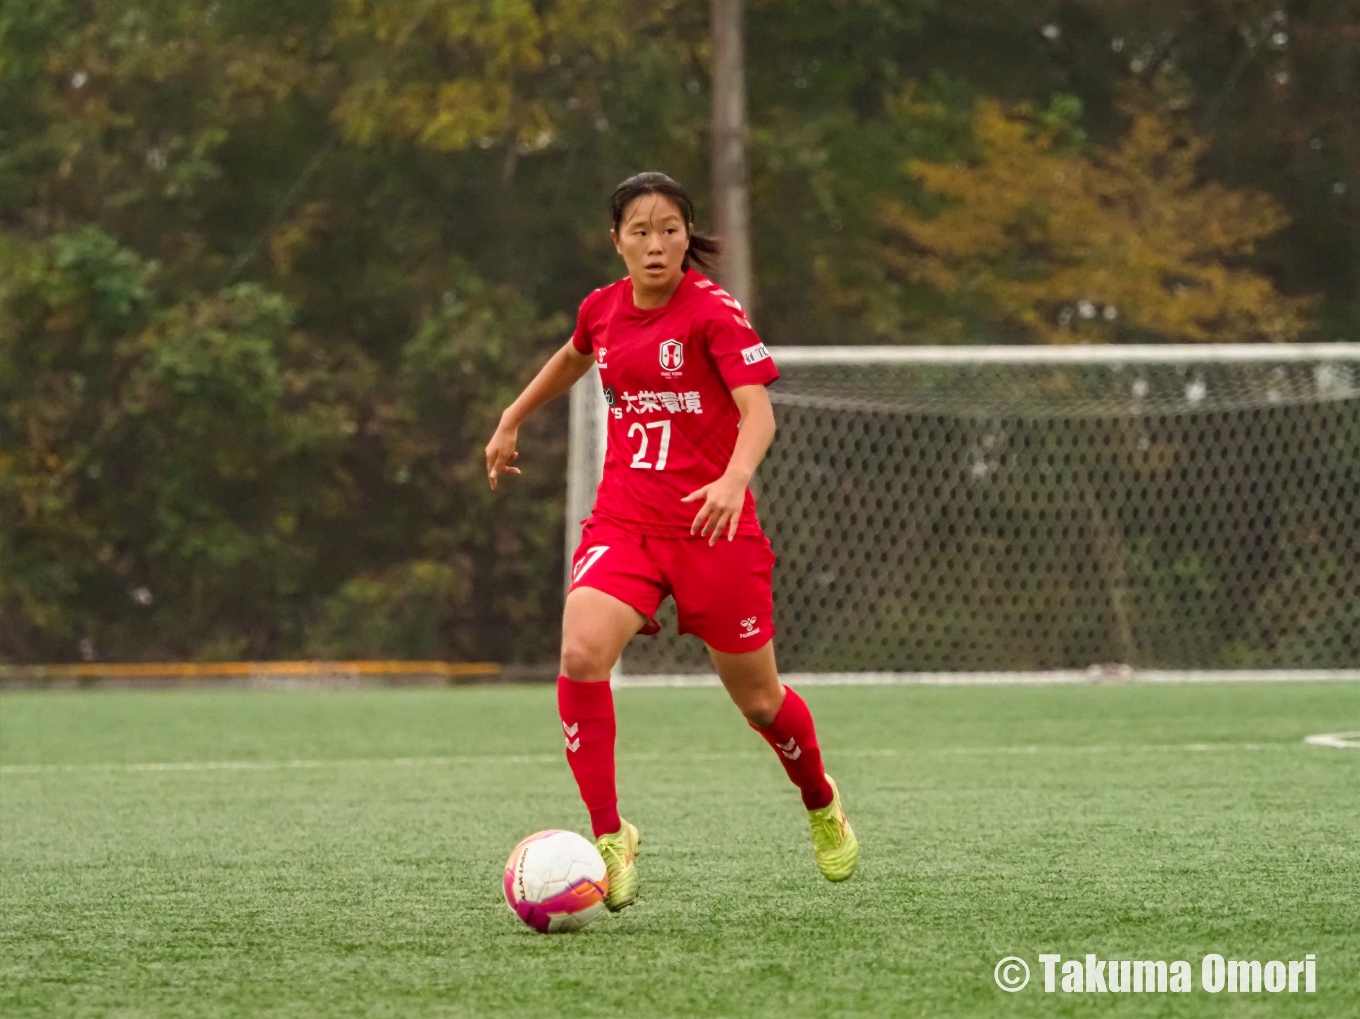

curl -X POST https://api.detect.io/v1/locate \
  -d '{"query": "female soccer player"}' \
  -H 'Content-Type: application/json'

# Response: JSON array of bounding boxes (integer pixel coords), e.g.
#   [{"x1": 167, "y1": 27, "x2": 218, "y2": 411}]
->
[{"x1": 485, "y1": 172, "x2": 857, "y2": 911}]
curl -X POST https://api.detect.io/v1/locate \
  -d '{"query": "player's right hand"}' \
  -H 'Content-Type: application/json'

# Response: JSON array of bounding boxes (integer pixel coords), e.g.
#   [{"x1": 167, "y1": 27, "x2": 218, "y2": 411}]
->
[{"x1": 485, "y1": 426, "x2": 521, "y2": 490}]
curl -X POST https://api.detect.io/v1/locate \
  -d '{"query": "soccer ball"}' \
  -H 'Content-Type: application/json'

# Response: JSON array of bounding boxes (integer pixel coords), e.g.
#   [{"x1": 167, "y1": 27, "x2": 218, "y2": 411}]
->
[{"x1": 503, "y1": 829, "x2": 608, "y2": 933}]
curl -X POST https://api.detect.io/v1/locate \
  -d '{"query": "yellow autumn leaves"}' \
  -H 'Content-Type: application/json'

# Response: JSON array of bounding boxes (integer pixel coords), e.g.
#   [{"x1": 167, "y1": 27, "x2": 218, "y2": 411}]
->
[
  {"x1": 332, "y1": 0, "x2": 628, "y2": 153},
  {"x1": 883, "y1": 100, "x2": 1311, "y2": 344}
]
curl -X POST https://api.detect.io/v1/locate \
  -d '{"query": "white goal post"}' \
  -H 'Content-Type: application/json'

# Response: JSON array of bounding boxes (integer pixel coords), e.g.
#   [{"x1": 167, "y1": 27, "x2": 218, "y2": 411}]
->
[{"x1": 566, "y1": 345, "x2": 1360, "y2": 685}]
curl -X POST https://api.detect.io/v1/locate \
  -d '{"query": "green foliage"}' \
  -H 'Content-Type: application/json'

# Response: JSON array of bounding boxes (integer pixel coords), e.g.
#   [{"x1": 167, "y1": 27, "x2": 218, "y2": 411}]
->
[
  {"x1": 1, "y1": 228, "x2": 563, "y2": 663},
  {"x1": 305, "y1": 560, "x2": 467, "y2": 659},
  {"x1": 1, "y1": 0, "x2": 1355, "y2": 662}
]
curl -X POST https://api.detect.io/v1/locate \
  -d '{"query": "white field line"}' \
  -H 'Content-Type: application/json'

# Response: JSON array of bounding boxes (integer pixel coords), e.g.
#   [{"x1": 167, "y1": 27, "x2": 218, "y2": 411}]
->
[
  {"x1": 1303, "y1": 732, "x2": 1360, "y2": 749},
  {"x1": 614, "y1": 669, "x2": 1360, "y2": 688},
  {"x1": 0, "y1": 754, "x2": 563, "y2": 775},
  {"x1": 0, "y1": 741, "x2": 1316, "y2": 776}
]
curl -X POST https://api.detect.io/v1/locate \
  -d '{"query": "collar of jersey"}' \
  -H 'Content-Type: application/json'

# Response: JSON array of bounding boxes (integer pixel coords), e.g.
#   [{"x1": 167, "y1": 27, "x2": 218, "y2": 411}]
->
[{"x1": 619, "y1": 268, "x2": 696, "y2": 320}]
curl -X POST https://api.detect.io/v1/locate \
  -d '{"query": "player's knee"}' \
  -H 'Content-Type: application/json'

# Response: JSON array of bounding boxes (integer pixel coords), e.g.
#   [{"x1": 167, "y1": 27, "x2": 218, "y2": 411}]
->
[
  {"x1": 739, "y1": 693, "x2": 781, "y2": 729},
  {"x1": 559, "y1": 633, "x2": 612, "y2": 683}
]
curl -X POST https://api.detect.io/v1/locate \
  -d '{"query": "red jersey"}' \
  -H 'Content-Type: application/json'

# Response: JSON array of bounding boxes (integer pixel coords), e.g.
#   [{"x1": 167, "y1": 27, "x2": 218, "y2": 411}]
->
[{"x1": 570, "y1": 269, "x2": 780, "y2": 537}]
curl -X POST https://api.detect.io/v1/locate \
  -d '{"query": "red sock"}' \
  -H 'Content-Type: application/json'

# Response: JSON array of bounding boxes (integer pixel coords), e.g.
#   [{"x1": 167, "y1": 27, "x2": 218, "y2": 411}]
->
[
  {"x1": 750, "y1": 686, "x2": 834, "y2": 810},
  {"x1": 557, "y1": 676, "x2": 621, "y2": 838}
]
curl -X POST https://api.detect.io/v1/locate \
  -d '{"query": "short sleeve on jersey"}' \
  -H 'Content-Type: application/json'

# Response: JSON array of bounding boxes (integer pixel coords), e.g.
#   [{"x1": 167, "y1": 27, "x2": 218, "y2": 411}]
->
[
  {"x1": 705, "y1": 310, "x2": 780, "y2": 390},
  {"x1": 570, "y1": 291, "x2": 600, "y2": 355}
]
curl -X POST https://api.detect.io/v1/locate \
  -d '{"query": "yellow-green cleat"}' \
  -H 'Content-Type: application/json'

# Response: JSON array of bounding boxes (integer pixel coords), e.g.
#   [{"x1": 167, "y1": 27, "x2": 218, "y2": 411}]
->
[
  {"x1": 808, "y1": 776, "x2": 858, "y2": 881},
  {"x1": 595, "y1": 820, "x2": 641, "y2": 912}
]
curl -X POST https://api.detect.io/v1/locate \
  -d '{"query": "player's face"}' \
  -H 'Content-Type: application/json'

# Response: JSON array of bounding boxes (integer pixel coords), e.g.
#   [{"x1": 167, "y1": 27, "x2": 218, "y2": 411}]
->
[{"x1": 611, "y1": 195, "x2": 690, "y2": 298}]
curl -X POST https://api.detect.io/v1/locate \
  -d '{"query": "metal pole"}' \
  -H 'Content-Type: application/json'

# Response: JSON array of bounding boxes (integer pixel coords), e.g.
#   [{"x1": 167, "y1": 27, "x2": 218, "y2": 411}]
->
[
  {"x1": 711, "y1": 0, "x2": 754, "y2": 314},
  {"x1": 564, "y1": 367, "x2": 605, "y2": 592}
]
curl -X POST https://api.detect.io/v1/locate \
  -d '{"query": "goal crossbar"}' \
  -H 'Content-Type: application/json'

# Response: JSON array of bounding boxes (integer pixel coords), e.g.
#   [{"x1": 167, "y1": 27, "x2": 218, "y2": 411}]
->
[{"x1": 770, "y1": 343, "x2": 1360, "y2": 366}]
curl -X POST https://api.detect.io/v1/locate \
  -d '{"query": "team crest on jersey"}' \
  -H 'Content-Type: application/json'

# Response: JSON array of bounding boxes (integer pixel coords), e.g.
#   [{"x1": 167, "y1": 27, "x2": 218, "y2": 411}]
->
[
  {"x1": 602, "y1": 385, "x2": 616, "y2": 407},
  {"x1": 659, "y1": 339, "x2": 684, "y2": 372}
]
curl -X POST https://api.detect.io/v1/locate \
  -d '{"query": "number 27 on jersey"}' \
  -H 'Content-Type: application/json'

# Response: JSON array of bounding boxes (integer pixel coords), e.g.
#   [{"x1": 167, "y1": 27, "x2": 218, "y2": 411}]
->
[{"x1": 628, "y1": 420, "x2": 671, "y2": 470}]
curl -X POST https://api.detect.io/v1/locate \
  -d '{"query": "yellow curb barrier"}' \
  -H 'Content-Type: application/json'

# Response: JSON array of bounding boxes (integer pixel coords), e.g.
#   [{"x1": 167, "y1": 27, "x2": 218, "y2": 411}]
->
[{"x1": 0, "y1": 661, "x2": 501, "y2": 682}]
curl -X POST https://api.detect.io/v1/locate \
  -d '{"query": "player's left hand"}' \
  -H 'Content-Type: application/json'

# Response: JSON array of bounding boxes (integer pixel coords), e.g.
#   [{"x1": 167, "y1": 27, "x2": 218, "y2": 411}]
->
[{"x1": 681, "y1": 472, "x2": 748, "y2": 545}]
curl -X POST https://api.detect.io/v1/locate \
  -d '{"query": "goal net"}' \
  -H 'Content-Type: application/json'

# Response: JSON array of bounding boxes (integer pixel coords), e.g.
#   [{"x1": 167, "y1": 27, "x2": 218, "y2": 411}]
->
[{"x1": 566, "y1": 345, "x2": 1360, "y2": 679}]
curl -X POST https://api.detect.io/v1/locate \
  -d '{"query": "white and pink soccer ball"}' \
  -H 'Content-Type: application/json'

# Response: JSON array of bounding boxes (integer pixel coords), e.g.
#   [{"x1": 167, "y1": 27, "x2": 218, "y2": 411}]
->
[{"x1": 503, "y1": 829, "x2": 608, "y2": 933}]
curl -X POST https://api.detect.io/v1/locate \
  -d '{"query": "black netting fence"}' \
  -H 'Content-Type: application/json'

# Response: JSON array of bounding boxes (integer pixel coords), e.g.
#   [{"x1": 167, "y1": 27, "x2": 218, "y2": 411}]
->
[{"x1": 569, "y1": 353, "x2": 1360, "y2": 674}]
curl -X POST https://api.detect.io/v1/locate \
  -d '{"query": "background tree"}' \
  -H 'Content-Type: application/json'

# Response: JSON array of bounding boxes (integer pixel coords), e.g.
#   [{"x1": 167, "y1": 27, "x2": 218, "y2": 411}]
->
[
  {"x1": 882, "y1": 96, "x2": 1311, "y2": 344},
  {"x1": 2, "y1": 0, "x2": 1355, "y2": 664}
]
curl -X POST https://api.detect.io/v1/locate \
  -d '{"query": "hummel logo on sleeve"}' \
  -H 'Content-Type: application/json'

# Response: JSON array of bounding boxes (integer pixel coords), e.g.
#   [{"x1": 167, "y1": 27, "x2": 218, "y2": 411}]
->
[{"x1": 741, "y1": 342, "x2": 771, "y2": 365}]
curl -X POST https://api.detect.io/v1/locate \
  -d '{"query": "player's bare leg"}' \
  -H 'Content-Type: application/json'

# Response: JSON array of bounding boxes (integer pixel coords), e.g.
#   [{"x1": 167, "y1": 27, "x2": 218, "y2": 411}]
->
[
  {"x1": 560, "y1": 586, "x2": 644, "y2": 683},
  {"x1": 709, "y1": 641, "x2": 859, "y2": 881},
  {"x1": 707, "y1": 639, "x2": 784, "y2": 726},
  {"x1": 559, "y1": 586, "x2": 645, "y2": 909}
]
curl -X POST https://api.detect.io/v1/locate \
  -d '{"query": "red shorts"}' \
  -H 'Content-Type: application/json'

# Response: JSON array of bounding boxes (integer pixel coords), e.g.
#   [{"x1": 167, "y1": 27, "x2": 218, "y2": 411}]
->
[{"x1": 568, "y1": 517, "x2": 776, "y2": 654}]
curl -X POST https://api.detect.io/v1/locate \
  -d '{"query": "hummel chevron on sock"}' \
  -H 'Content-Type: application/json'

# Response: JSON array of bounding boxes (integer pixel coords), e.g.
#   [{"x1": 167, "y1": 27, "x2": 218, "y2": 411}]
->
[
  {"x1": 750, "y1": 685, "x2": 834, "y2": 810},
  {"x1": 557, "y1": 675, "x2": 621, "y2": 838}
]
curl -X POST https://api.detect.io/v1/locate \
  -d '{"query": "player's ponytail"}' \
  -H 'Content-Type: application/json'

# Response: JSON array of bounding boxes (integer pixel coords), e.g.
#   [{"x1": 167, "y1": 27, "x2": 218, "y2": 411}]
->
[
  {"x1": 608, "y1": 172, "x2": 721, "y2": 272},
  {"x1": 684, "y1": 230, "x2": 720, "y2": 273}
]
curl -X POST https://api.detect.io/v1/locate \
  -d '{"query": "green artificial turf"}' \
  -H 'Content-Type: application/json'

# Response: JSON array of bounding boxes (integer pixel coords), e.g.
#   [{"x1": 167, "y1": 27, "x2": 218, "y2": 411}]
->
[{"x1": 1, "y1": 682, "x2": 1357, "y2": 1018}]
